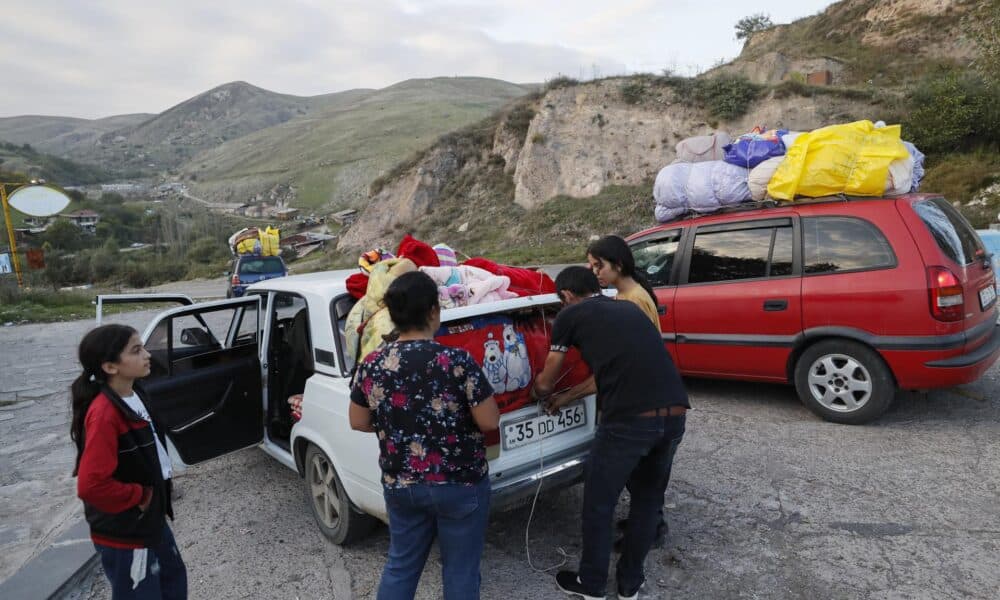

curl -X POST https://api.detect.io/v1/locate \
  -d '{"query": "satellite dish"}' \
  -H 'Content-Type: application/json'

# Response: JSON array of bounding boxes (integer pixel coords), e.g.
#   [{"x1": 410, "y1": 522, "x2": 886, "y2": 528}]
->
[{"x1": 7, "y1": 185, "x2": 72, "y2": 217}]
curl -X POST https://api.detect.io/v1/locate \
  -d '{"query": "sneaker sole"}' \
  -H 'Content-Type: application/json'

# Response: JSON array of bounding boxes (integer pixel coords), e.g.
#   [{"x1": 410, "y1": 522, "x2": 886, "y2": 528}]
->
[{"x1": 556, "y1": 583, "x2": 604, "y2": 600}]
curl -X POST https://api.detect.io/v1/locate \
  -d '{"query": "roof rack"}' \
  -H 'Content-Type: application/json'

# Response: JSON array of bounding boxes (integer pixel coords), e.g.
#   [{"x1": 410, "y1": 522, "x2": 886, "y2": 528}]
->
[{"x1": 660, "y1": 194, "x2": 882, "y2": 224}]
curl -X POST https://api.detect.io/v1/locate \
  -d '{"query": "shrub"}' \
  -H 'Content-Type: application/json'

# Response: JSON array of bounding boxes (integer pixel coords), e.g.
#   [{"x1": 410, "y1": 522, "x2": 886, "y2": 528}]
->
[
  {"x1": 621, "y1": 81, "x2": 646, "y2": 105},
  {"x1": 531, "y1": 133, "x2": 546, "y2": 145},
  {"x1": 505, "y1": 104, "x2": 537, "y2": 141},
  {"x1": 904, "y1": 71, "x2": 1000, "y2": 154},
  {"x1": 695, "y1": 76, "x2": 762, "y2": 121},
  {"x1": 545, "y1": 76, "x2": 579, "y2": 91}
]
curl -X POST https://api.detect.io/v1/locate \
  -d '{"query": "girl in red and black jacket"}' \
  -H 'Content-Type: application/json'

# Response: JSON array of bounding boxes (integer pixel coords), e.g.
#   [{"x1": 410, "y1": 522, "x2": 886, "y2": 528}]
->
[{"x1": 71, "y1": 324, "x2": 187, "y2": 599}]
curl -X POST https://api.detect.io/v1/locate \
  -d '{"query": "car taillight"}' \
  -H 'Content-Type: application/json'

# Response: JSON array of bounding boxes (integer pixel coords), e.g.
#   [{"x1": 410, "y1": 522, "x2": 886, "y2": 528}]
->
[
  {"x1": 231, "y1": 274, "x2": 240, "y2": 286},
  {"x1": 484, "y1": 428, "x2": 500, "y2": 447},
  {"x1": 927, "y1": 266, "x2": 964, "y2": 322}
]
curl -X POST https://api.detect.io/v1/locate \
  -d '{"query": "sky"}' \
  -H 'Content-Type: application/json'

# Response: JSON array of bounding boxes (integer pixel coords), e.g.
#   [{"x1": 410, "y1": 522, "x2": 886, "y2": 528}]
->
[{"x1": 0, "y1": 0, "x2": 836, "y2": 119}]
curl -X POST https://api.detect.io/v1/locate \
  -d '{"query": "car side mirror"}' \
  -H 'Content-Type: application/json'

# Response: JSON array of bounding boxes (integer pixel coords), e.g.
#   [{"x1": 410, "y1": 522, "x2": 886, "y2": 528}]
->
[{"x1": 180, "y1": 327, "x2": 213, "y2": 346}]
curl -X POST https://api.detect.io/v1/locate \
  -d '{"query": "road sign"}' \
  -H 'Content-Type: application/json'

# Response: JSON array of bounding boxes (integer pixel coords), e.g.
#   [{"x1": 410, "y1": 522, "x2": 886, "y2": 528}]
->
[{"x1": 7, "y1": 186, "x2": 71, "y2": 217}]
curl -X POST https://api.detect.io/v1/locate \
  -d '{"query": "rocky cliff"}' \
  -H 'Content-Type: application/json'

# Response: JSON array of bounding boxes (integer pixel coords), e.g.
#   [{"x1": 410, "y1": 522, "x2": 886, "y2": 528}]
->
[{"x1": 338, "y1": 79, "x2": 877, "y2": 252}]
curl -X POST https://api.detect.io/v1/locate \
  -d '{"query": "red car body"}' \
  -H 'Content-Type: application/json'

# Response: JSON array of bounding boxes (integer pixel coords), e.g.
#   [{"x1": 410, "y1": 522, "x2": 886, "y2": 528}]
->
[{"x1": 627, "y1": 194, "x2": 999, "y2": 423}]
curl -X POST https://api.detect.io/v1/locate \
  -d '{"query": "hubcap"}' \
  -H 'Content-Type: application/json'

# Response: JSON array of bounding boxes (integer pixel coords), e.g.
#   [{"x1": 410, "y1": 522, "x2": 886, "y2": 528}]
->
[
  {"x1": 806, "y1": 353, "x2": 873, "y2": 412},
  {"x1": 308, "y1": 453, "x2": 341, "y2": 529}
]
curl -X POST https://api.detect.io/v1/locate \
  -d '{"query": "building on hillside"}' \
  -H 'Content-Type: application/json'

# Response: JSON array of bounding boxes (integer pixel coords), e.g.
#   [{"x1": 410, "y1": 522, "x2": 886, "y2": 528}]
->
[
  {"x1": 331, "y1": 209, "x2": 357, "y2": 225},
  {"x1": 273, "y1": 207, "x2": 300, "y2": 221},
  {"x1": 61, "y1": 209, "x2": 100, "y2": 233}
]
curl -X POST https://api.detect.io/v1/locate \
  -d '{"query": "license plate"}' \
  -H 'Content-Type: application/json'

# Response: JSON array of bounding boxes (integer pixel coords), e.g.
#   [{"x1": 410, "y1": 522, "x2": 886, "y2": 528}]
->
[
  {"x1": 980, "y1": 284, "x2": 997, "y2": 310},
  {"x1": 502, "y1": 404, "x2": 586, "y2": 450}
]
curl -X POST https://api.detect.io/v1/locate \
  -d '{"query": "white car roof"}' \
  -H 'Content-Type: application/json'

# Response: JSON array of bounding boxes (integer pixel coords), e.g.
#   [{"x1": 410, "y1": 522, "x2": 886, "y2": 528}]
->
[{"x1": 247, "y1": 268, "x2": 354, "y2": 298}]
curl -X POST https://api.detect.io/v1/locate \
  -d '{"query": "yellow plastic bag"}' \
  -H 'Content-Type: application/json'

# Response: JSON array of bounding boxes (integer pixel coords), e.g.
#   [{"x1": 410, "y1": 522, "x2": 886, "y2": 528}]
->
[
  {"x1": 259, "y1": 226, "x2": 280, "y2": 256},
  {"x1": 767, "y1": 121, "x2": 910, "y2": 201},
  {"x1": 236, "y1": 238, "x2": 260, "y2": 255}
]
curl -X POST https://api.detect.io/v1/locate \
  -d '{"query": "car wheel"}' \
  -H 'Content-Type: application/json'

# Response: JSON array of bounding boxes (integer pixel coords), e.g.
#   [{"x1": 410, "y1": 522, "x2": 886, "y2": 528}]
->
[
  {"x1": 794, "y1": 340, "x2": 895, "y2": 425},
  {"x1": 304, "y1": 444, "x2": 375, "y2": 545}
]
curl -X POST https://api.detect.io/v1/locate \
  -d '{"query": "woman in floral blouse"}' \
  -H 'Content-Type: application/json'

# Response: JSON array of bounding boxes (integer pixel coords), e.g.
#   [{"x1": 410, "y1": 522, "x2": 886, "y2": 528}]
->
[{"x1": 350, "y1": 271, "x2": 500, "y2": 600}]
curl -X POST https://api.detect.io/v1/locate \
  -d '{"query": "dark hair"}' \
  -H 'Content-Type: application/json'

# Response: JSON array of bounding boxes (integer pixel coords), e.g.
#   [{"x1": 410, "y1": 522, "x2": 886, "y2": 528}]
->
[
  {"x1": 555, "y1": 266, "x2": 601, "y2": 297},
  {"x1": 71, "y1": 324, "x2": 137, "y2": 475},
  {"x1": 587, "y1": 235, "x2": 657, "y2": 306},
  {"x1": 383, "y1": 271, "x2": 440, "y2": 332}
]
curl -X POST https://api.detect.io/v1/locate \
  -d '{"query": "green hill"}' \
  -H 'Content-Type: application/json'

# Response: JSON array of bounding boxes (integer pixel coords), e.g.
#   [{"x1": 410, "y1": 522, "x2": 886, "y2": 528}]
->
[{"x1": 181, "y1": 77, "x2": 532, "y2": 209}]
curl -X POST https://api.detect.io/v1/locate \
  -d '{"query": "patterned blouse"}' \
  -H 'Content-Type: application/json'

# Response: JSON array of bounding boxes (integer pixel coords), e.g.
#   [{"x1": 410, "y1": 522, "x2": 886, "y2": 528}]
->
[{"x1": 350, "y1": 340, "x2": 494, "y2": 488}]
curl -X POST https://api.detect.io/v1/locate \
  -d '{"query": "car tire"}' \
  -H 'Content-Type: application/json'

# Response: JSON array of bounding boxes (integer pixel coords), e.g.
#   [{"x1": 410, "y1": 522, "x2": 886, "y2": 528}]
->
[
  {"x1": 303, "y1": 444, "x2": 375, "y2": 545},
  {"x1": 794, "y1": 340, "x2": 895, "y2": 425}
]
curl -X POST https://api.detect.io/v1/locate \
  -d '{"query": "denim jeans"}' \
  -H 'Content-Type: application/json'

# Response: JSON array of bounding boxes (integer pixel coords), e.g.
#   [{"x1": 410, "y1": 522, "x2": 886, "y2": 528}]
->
[
  {"x1": 377, "y1": 476, "x2": 491, "y2": 600},
  {"x1": 94, "y1": 524, "x2": 187, "y2": 600},
  {"x1": 578, "y1": 414, "x2": 685, "y2": 593}
]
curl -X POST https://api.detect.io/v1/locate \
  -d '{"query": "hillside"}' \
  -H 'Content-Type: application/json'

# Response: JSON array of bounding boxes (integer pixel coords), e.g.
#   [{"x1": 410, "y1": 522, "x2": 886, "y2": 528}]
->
[
  {"x1": 335, "y1": 0, "x2": 997, "y2": 262},
  {"x1": 0, "y1": 113, "x2": 152, "y2": 159},
  {"x1": 86, "y1": 81, "x2": 377, "y2": 172},
  {"x1": 712, "y1": 0, "x2": 978, "y2": 86},
  {"x1": 179, "y1": 77, "x2": 532, "y2": 209},
  {"x1": 0, "y1": 141, "x2": 113, "y2": 185}
]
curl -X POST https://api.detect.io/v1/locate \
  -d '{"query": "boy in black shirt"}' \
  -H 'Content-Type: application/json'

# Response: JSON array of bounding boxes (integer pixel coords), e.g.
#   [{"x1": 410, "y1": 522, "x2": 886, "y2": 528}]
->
[{"x1": 532, "y1": 266, "x2": 688, "y2": 600}]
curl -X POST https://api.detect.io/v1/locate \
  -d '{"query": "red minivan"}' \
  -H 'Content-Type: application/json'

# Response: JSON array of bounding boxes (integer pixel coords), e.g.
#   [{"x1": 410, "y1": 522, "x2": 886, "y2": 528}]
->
[{"x1": 627, "y1": 194, "x2": 999, "y2": 424}]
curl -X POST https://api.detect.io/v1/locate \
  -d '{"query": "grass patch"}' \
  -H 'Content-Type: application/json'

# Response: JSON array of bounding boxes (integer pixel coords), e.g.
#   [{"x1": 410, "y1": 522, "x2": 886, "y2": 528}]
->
[
  {"x1": 923, "y1": 151, "x2": 1000, "y2": 228},
  {"x1": 0, "y1": 286, "x2": 173, "y2": 324}
]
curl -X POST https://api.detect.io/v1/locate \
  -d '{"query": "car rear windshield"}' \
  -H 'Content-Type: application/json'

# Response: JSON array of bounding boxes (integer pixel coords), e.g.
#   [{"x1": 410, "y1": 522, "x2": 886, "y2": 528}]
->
[
  {"x1": 913, "y1": 198, "x2": 984, "y2": 266},
  {"x1": 238, "y1": 257, "x2": 285, "y2": 275}
]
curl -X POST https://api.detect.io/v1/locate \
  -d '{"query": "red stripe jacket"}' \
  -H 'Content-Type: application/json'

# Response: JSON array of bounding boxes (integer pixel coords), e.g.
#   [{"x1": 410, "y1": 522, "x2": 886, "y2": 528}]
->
[{"x1": 76, "y1": 386, "x2": 173, "y2": 549}]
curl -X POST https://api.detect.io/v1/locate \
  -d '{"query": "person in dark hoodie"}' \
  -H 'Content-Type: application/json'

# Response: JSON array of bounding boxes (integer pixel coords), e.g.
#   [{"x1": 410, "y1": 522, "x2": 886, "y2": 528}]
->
[{"x1": 71, "y1": 324, "x2": 187, "y2": 599}]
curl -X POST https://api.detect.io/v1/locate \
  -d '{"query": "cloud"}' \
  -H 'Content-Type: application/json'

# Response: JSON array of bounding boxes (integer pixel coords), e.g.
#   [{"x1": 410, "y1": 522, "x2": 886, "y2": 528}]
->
[{"x1": 0, "y1": 0, "x2": 835, "y2": 119}]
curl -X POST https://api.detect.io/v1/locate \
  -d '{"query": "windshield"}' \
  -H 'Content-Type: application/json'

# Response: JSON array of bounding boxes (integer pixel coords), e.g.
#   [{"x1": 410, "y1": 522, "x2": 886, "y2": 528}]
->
[{"x1": 238, "y1": 257, "x2": 285, "y2": 275}]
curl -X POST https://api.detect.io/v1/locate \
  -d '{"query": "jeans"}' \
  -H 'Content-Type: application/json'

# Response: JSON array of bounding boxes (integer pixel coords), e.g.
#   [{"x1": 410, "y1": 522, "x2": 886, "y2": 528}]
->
[
  {"x1": 94, "y1": 524, "x2": 187, "y2": 600},
  {"x1": 578, "y1": 414, "x2": 685, "y2": 593},
  {"x1": 377, "y1": 476, "x2": 491, "y2": 600}
]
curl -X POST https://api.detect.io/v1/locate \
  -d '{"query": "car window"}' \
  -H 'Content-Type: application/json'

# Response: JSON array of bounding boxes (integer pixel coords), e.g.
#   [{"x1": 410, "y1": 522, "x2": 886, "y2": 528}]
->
[
  {"x1": 802, "y1": 217, "x2": 895, "y2": 274},
  {"x1": 913, "y1": 198, "x2": 984, "y2": 266},
  {"x1": 239, "y1": 257, "x2": 285, "y2": 275},
  {"x1": 688, "y1": 225, "x2": 792, "y2": 283},
  {"x1": 770, "y1": 226, "x2": 794, "y2": 276},
  {"x1": 145, "y1": 303, "x2": 256, "y2": 375},
  {"x1": 330, "y1": 295, "x2": 358, "y2": 376},
  {"x1": 631, "y1": 231, "x2": 681, "y2": 286}
]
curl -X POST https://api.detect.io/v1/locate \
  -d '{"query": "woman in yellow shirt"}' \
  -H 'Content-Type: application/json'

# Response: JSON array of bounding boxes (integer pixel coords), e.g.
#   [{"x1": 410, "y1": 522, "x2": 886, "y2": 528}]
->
[{"x1": 586, "y1": 235, "x2": 661, "y2": 332}]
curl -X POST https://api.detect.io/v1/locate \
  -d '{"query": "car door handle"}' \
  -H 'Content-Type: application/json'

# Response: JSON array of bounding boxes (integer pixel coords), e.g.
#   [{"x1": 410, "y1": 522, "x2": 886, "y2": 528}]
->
[
  {"x1": 763, "y1": 299, "x2": 788, "y2": 312},
  {"x1": 657, "y1": 305, "x2": 667, "y2": 315}
]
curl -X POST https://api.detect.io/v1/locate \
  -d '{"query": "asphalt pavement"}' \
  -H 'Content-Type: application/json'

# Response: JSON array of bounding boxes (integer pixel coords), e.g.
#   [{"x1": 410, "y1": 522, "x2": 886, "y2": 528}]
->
[{"x1": 2, "y1": 270, "x2": 999, "y2": 599}]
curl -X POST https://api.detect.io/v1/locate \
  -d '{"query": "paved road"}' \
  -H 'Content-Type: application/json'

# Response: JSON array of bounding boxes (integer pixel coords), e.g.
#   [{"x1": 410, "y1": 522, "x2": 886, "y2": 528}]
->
[
  {"x1": 3, "y1": 273, "x2": 998, "y2": 598},
  {"x1": 2, "y1": 320, "x2": 990, "y2": 598}
]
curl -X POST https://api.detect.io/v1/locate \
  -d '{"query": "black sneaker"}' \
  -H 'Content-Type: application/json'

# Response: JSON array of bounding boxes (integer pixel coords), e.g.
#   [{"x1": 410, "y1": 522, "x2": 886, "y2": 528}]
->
[
  {"x1": 555, "y1": 570, "x2": 604, "y2": 600},
  {"x1": 617, "y1": 578, "x2": 645, "y2": 600}
]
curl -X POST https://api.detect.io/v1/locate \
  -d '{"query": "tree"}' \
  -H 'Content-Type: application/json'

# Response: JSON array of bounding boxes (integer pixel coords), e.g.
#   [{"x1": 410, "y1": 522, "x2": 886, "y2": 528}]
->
[
  {"x1": 735, "y1": 13, "x2": 774, "y2": 41},
  {"x1": 43, "y1": 219, "x2": 84, "y2": 251},
  {"x1": 965, "y1": 0, "x2": 999, "y2": 88}
]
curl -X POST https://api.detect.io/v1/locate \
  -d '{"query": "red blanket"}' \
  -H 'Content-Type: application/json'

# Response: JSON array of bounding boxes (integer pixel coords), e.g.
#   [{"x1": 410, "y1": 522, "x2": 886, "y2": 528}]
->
[{"x1": 462, "y1": 257, "x2": 556, "y2": 297}]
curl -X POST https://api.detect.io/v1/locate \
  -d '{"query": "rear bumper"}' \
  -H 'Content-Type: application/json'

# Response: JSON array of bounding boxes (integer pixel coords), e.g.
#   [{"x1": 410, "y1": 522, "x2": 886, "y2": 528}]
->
[
  {"x1": 489, "y1": 444, "x2": 589, "y2": 512},
  {"x1": 925, "y1": 324, "x2": 1000, "y2": 369},
  {"x1": 885, "y1": 324, "x2": 1000, "y2": 389}
]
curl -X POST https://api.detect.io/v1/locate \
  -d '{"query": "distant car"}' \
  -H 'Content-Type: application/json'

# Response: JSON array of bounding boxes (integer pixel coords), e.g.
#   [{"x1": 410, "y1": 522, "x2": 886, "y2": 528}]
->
[
  {"x1": 977, "y1": 229, "x2": 1000, "y2": 322},
  {"x1": 628, "y1": 194, "x2": 999, "y2": 424},
  {"x1": 227, "y1": 255, "x2": 287, "y2": 298}
]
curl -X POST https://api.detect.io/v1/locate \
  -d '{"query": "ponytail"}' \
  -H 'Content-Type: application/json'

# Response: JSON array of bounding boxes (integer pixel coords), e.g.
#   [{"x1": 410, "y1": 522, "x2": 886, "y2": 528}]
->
[
  {"x1": 70, "y1": 324, "x2": 137, "y2": 476},
  {"x1": 632, "y1": 270, "x2": 659, "y2": 308},
  {"x1": 70, "y1": 373, "x2": 102, "y2": 475}
]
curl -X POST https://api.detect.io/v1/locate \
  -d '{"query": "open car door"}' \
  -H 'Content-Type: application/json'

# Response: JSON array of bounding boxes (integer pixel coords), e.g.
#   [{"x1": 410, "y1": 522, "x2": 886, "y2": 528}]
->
[
  {"x1": 94, "y1": 293, "x2": 195, "y2": 325},
  {"x1": 139, "y1": 296, "x2": 264, "y2": 466}
]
